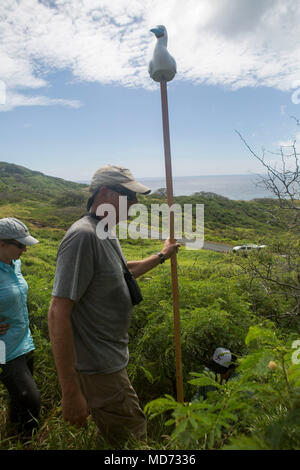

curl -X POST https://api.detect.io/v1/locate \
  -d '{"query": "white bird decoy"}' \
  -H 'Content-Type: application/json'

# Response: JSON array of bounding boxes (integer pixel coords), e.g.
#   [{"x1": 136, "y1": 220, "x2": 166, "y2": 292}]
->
[{"x1": 149, "y1": 25, "x2": 177, "y2": 82}]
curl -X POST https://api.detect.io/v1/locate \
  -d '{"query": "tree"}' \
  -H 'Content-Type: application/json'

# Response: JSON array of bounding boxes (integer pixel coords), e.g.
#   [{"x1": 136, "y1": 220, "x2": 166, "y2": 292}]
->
[
  {"x1": 235, "y1": 120, "x2": 300, "y2": 231},
  {"x1": 152, "y1": 188, "x2": 167, "y2": 197},
  {"x1": 231, "y1": 121, "x2": 300, "y2": 328}
]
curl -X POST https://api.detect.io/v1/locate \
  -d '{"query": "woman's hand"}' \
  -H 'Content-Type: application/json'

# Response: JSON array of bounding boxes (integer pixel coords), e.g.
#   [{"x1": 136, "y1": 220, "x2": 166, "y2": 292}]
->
[{"x1": 0, "y1": 317, "x2": 9, "y2": 335}]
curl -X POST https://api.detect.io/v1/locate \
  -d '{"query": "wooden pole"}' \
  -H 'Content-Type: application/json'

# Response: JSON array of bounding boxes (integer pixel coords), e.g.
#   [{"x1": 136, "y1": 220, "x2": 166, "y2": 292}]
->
[{"x1": 160, "y1": 79, "x2": 184, "y2": 403}]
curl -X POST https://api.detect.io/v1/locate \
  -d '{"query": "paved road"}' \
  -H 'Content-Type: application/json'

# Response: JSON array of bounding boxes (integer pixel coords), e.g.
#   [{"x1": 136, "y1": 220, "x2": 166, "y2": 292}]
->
[
  {"x1": 179, "y1": 238, "x2": 232, "y2": 252},
  {"x1": 202, "y1": 240, "x2": 233, "y2": 253},
  {"x1": 138, "y1": 227, "x2": 233, "y2": 252}
]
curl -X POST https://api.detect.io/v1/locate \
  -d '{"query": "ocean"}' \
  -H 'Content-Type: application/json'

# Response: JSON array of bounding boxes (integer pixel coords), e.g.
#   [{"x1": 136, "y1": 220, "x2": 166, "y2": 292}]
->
[
  {"x1": 138, "y1": 174, "x2": 273, "y2": 201},
  {"x1": 77, "y1": 174, "x2": 274, "y2": 201}
]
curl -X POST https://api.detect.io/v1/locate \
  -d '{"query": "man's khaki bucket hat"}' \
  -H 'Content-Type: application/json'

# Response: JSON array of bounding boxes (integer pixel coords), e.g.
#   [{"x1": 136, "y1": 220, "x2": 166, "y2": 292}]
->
[{"x1": 90, "y1": 165, "x2": 151, "y2": 195}]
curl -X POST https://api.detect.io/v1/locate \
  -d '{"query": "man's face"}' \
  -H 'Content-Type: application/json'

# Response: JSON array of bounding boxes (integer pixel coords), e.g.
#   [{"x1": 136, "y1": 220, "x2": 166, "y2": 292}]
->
[{"x1": 96, "y1": 186, "x2": 138, "y2": 223}]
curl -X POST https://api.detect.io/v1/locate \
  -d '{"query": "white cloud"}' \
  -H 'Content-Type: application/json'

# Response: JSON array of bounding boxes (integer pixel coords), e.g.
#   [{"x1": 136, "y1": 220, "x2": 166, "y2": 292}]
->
[
  {"x1": 1, "y1": 0, "x2": 300, "y2": 110},
  {"x1": 0, "y1": 90, "x2": 82, "y2": 112}
]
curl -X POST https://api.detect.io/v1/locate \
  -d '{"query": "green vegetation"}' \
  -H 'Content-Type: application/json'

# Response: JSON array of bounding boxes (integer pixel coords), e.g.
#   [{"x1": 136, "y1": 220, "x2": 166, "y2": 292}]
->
[{"x1": 0, "y1": 163, "x2": 299, "y2": 450}]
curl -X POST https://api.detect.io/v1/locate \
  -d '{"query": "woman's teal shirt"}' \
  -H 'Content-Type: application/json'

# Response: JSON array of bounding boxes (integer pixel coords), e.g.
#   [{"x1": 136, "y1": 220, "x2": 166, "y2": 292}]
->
[{"x1": 0, "y1": 259, "x2": 34, "y2": 363}]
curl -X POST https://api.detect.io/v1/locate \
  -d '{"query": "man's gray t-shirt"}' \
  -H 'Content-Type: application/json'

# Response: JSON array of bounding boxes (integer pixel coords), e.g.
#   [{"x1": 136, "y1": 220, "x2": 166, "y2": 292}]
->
[{"x1": 52, "y1": 215, "x2": 133, "y2": 374}]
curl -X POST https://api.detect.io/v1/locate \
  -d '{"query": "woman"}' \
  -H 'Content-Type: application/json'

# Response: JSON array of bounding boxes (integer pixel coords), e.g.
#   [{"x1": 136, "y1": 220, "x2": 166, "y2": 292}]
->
[{"x1": 0, "y1": 217, "x2": 40, "y2": 435}]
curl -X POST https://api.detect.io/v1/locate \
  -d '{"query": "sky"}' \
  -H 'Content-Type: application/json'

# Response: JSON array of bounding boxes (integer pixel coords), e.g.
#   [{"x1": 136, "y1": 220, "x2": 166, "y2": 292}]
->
[{"x1": 1, "y1": 0, "x2": 300, "y2": 181}]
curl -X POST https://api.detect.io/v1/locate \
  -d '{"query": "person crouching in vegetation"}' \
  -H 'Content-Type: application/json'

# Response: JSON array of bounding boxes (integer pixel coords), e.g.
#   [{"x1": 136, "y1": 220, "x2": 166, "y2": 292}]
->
[
  {"x1": 192, "y1": 348, "x2": 237, "y2": 401},
  {"x1": 0, "y1": 218, "x2": 40, "y2": 436}
]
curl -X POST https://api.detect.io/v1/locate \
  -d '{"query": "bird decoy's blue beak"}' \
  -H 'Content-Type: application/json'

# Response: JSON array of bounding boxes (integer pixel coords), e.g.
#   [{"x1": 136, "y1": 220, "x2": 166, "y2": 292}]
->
[{"x1": 150, "y1": 27, "x2": 164, "y2": 38}]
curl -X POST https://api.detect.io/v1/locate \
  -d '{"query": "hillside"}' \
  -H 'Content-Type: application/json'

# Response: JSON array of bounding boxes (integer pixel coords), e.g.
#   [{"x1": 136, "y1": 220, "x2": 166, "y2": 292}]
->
[
  {"x1": 150, "y1": 191, "x2": 284, "y2": 244},
  {"x1": 0, "y1": 162, "x2": 89, "y2": 229},
  {"x1": 0, "y1": 162, "x2": 87, "y2": 205},
  {"x1": 0, "y1": 162, "x2": 286, "y2": 241}
]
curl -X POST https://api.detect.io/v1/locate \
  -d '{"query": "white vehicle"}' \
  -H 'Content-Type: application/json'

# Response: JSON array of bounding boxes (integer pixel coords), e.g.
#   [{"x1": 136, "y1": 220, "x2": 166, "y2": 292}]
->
[{"x1": 232, "y1": 244, "x2": 267, "y2": 253}]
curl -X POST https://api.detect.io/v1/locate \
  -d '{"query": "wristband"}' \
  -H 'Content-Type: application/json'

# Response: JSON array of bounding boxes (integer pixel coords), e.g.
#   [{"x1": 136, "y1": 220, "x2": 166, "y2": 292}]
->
[{"x1": 156, "y1": 252, "x2": 166, "y2": 264}]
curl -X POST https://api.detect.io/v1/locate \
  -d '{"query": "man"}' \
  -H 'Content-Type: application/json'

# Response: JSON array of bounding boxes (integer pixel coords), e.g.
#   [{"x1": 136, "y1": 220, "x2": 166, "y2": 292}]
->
[{"x1": 48, "y1": 165, "x2": 180, "y2": 444}]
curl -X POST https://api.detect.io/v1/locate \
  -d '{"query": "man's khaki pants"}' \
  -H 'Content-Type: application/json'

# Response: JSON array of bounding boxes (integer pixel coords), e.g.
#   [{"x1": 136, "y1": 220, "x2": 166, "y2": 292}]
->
[{"x1": 77, "y1": 368, "x2": 146, "y2": 445}]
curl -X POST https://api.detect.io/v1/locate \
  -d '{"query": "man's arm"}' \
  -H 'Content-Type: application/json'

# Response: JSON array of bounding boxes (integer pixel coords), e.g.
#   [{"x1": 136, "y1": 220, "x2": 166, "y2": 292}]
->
[
  {"x1": 127, "y1": 238, "x2": 180, "y2": 278},
  {"x1": 48, "y1": 296, "x2": 88, "y2": 427}
]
